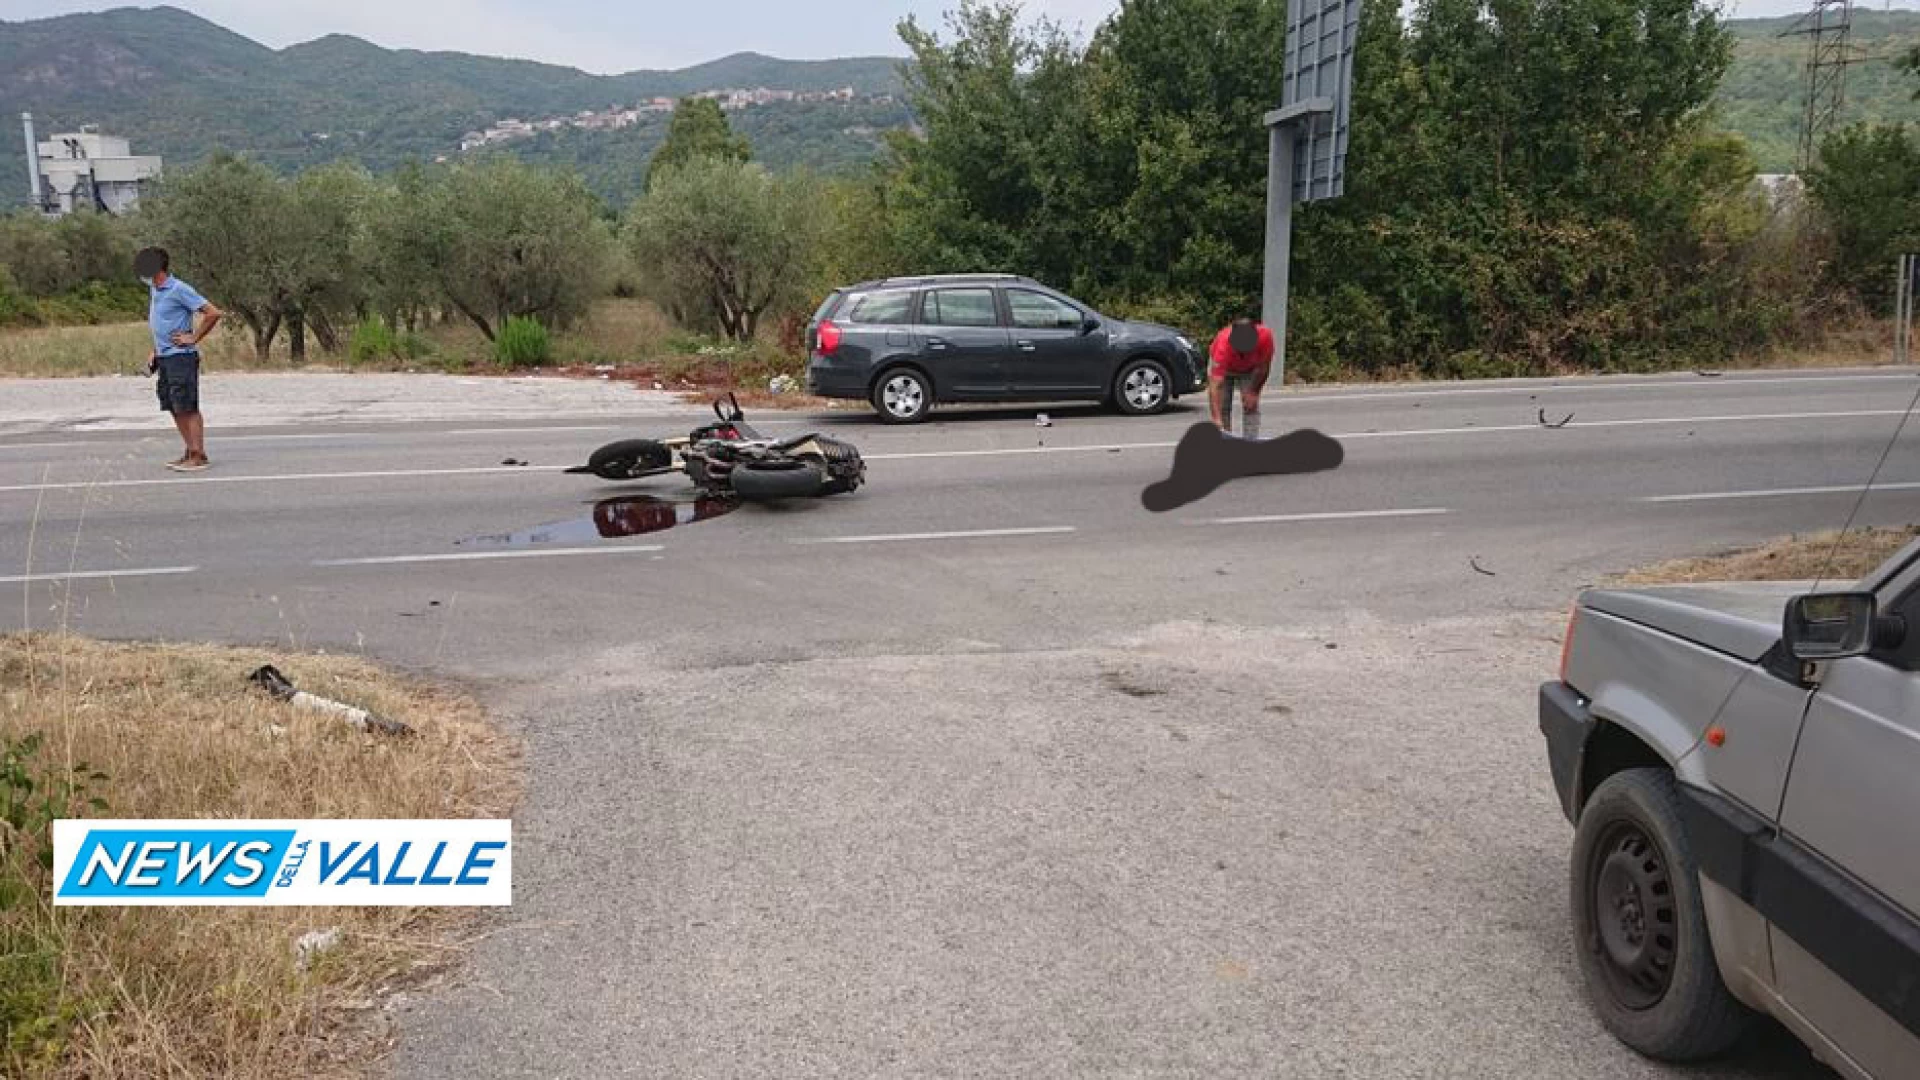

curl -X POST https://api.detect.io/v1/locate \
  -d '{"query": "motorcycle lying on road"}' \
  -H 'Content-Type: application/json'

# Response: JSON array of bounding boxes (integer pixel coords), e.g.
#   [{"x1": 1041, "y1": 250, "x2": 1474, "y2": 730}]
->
[{"x1": 566, "y1": 394, "x2": 867, "y2": 501}]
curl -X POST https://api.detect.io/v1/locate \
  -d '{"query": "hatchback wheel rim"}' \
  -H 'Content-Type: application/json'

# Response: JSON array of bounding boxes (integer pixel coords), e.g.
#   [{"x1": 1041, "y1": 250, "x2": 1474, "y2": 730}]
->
[
  {"x1": 1589, "y1": 821, "x2": 1678, "y2": 1010},
  {"x1": 884, "y1": 376, "x2": 924, "y2": 417},
  {"x1": 1125, "y1": 367, "x2": 1165, "y2": 409}
]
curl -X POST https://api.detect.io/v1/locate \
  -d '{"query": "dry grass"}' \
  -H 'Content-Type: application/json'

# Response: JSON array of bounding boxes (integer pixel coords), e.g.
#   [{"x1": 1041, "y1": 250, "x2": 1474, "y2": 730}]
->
[
  {"x1": 1617, "y1": 526, "x2": 1920, "y2": 586},
  {"x1": 0, "y1": 633, "x2": 521, "y2": 1079},
  {"x1": 0, "y1": 299, "x2": 684, "y2": 378}
]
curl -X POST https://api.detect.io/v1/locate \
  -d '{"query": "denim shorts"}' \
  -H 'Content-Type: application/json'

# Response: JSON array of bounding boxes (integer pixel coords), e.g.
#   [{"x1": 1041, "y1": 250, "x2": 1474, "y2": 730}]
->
[{"x1": 156, "y1": 352, "x2": 201, "y2": 414}]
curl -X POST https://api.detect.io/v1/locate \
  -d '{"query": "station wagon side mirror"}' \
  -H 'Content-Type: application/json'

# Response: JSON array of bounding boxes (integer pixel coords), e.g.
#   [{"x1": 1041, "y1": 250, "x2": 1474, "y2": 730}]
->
[
  {"x1": 1784, "y1": 592, "x2": 1878, "y2": 661},
  {"x1": 1080, "y1": 315, "x2": 1101, "y2": 336}
]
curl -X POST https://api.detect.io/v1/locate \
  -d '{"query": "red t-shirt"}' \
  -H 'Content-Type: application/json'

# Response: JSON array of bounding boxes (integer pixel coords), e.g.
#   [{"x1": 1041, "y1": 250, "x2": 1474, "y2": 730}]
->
[{"x1": 1210, "y1": 324, "x2": 1275, "y2": 376}]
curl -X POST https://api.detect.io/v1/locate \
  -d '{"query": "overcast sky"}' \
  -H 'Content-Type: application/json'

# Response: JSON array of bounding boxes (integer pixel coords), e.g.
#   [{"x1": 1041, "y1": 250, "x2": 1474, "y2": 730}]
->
[{"x1": 0, "y1": 0, "x2": 1895, "y2": 73}]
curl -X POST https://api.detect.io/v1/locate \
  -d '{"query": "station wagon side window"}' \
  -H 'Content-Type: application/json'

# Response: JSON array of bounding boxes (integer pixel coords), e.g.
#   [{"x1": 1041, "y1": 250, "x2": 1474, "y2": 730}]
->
[
  {"x1": 1005, "y1": 288, "x2": 1084, "y2": 330},
  {"x1": 923, "y1": 288, "x2": 1001, "y2": 328},
  {"x1": 844, "y1": 290, "x2": 915, "y2": 325}
]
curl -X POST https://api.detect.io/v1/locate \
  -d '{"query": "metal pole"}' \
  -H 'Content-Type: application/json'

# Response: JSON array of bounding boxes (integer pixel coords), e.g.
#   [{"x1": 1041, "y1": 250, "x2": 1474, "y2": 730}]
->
[
  {"x1": 1898, "y1": 255, "x2": 1909, "y2": 365},
  {"x1": 1899, "y1": 255, "x2": 1907, "y2": 365},
  {"x1": 1262, "y1": 123, "x2": 1296, "y2": 389},
  {"x1": 1896, "y1": 253, "x2": 1912, "y2": 365}
]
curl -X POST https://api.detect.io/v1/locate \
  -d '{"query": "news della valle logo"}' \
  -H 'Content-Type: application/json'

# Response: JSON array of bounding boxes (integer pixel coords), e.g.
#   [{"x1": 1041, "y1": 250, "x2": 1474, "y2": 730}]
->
[{"x1": 51, "y1": 820, "x2": 511, "y2": 906}]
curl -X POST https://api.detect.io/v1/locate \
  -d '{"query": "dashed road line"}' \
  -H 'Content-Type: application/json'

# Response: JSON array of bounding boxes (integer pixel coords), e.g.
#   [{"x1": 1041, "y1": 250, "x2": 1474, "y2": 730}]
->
[
  {"x1": 314, "y1": 546, "x2": 664, "y2": 567},
  {"x1": 1643, "y1": 481, "x2": 1920, "y2": 504},
  {"x1": 1200, "y1": 508, "x2": 1453, "y2": 526},
  {"x1": 794, "y1": 527, "x2": 1077, "y2": 545},
  {"x1": 0, "y1": 565, "x2": 199, "y2": 585}
]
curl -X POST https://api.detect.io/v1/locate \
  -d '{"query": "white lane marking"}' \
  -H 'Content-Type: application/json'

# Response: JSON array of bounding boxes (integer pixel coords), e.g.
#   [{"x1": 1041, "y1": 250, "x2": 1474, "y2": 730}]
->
[
  {"x1": 0, "y1": 407, "x2": 1909, "y2": 494},
  {"x1": 1644, "y1": 481, "x2": 1920, "y2": 504},
  {"x1": 870, "y1": 442, "x2": 1174, "y2": 460},
  {"x1": 0, "y1": 565, "x2": 198, "y2": 585},
  {"x1": 1336, "y1": 408, "x2": 1912, "y2": 441},
  {"x1": 0, "y1": 433, "x2": 355, "y2": 451},
  {"x1": 1285, "y1": 371, "x2": 1915, "y2": 405},
  {"x1": 315, "y1": 546, "x2": 664, "y2": 567},
  {"x1": 444, "y1": 425, "x2": 620, "y2": 436},
  {"x1": 1200, "y1": 508, "x2": 1452, "y2": 526},
  {"x1": 794, "y1": 526, "x2": 1077, "y2": 545},
  {"x1": 0, "y1": 464, "x2": 567, "y2": 494}
]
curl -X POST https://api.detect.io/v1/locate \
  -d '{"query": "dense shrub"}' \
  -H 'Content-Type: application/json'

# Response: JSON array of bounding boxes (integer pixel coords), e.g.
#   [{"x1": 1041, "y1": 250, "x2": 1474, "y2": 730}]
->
[{"x1": 495, "y1": 316, "x2": 552, "y2": 367}]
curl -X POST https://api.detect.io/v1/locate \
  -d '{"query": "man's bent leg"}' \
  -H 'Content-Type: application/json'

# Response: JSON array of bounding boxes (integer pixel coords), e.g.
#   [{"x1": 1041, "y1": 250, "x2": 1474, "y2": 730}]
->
[{"x1": 1240, "y1": 387, "x2": 1262, "y2": 441}]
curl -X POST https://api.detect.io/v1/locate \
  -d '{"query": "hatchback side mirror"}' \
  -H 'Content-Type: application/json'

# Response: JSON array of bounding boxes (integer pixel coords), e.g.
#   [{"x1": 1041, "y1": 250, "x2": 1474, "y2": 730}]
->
[
  {"x1": 1081, "y1": 316, "x2": 1101, "y2": 336},
  {"x1": 1785, "y1": 592, "x2": 1878, "y2": 661}
]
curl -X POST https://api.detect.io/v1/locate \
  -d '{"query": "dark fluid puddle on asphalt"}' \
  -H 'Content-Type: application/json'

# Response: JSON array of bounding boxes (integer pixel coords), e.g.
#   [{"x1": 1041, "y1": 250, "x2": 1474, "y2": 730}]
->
[{"x1": 458, "y1": 495, "x2": 739, "y2": 549}]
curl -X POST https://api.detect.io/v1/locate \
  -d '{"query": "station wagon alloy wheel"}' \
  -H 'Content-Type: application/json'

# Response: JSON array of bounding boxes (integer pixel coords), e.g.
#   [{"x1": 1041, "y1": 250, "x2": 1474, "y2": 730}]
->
[
  {"x1": 1124, "y1": 366, "x2": 1166, "y2": 411},
  {"x1": 876, "y1": 371, "x2": 931, "y2": 424},
  {"x1": 1588, "y1": 819, "x2": 1679, "y2": 1010}
]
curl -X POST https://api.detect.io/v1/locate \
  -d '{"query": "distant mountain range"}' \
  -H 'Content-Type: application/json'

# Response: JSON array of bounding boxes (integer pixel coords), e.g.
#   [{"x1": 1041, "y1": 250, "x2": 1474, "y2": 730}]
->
[
  {"x1": 0, "y1": 5, "x2": 908, "y2": 205},
  {"x1": 2, "y1": 4, "x2": 1918, "y2": 211}
]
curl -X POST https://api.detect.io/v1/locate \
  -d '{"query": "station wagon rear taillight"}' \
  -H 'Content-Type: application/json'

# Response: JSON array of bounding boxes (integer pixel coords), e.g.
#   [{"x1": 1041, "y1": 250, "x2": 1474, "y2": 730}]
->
[{"x1": 817, "y1": 320, "x2": 843, "y2": 357}]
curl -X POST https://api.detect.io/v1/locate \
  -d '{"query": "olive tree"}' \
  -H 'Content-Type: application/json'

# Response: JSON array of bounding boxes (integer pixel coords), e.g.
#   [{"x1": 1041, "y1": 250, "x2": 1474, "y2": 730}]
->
[
  {"x1": 626, "y1": 157, "x2": 821, "y2": 342},
  {"x1": 427, "y1": 159, "x2": 611, "y2": 340},
  {"x1": 148, "y1": 154, "x2": 291, "y2": 359}
]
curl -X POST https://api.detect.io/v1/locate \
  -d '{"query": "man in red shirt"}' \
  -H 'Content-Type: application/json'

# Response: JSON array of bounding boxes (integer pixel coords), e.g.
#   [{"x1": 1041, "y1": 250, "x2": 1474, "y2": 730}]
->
[{"x1": 1208, "y1": 318, "x2": 1275, "y2": 439}]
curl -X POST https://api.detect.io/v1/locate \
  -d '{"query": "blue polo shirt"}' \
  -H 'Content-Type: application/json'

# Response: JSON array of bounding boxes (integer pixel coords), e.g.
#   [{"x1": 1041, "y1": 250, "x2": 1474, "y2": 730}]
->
[{"x1": 149, "y1": 276, "x2": 209, "y2": 358}]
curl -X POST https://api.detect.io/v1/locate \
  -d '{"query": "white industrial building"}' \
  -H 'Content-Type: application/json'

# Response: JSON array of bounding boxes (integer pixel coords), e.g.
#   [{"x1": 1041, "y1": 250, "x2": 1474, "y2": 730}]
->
[{"x1": 20, "y1": 113, "x2": 162, "y2": 216}]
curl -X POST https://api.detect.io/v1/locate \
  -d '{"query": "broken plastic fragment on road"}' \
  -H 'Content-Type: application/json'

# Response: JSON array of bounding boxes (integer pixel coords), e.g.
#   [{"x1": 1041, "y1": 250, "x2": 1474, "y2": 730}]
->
[
  {"x1": 458, "y1": 494, "x2": 739, "y2": 549},
  {"x1": 1140, "y1": 424, "x2": 1345, "y2": 513}
]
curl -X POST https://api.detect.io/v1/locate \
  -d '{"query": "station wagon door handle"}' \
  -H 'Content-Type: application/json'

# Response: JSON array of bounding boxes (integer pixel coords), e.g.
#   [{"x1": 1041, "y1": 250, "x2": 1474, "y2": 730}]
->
[
  {"x1": 1016, "y1": 340, "x2": 1037, "y2": 352},
  {"x1": 926, "y1": 337, "x2": 949, "y2": 350}
]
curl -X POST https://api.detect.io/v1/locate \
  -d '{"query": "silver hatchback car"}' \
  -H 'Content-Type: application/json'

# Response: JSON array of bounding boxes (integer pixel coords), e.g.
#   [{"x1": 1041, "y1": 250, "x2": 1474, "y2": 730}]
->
[{"x1": 1540, "y1": 536, "x2": 1920, "y2": 1078}]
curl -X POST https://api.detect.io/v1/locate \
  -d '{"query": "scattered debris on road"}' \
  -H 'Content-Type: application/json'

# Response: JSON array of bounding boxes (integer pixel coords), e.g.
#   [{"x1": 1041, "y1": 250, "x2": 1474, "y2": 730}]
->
[
  {"x1": 1471, "y1": 557, "x2": 1498, "y2": 577},
  {"x1": 501, "y1": 458, "x2": 530, "y2": 467},
  {"x1": 1537, "y1": 409, "x2": 1575, "y2": 429},
  {"x1": 1036, "y1": 413, "x2": 1053, "y2": 428},
  {"x1": 1695, "y1": 370, "x2": 1725, "y2": 377},
  {"x1": 249, "y1": 665, "x2": 415, "y2": 737}
]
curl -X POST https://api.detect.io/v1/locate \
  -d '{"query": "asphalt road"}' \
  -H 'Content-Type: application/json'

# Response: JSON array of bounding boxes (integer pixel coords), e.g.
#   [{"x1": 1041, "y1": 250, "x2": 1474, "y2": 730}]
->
[{"x1": 5, "y1": 367, "x2": 1916, "y2": 1079}]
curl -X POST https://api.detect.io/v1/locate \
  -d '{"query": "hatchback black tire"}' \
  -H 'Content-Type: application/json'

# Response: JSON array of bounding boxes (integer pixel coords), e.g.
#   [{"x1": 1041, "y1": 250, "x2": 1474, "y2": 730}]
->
[
  {"x1": 731, "y1": 460, "x2": 828, "y2": 501},
  {"x1": 1113, "y1": 358, "x2": 1172, "y2": 416},
  {"x1": 872, "y1": 368, "x2": 933, "y2": 424},
  {"x1": 1571, "y1": 768, "x2": 1754, "y2": 1061}
]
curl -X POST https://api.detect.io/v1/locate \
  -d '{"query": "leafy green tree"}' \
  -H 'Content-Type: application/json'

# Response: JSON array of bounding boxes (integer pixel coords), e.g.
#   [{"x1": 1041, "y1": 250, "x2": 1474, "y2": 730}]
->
[
  {"x1": 358, "y1": 164, "x2": 443, "y2": 333},
  {"x1": 645, "y1": 97, "x2": 752, "y2": 191},
  {"x1": 627, "y1": 157, "x2": 821, "y2": 341},
  {"x1": 882, "y1": 2, "x2": 1088, "y2": 282},
  {"x1": 277, "y1": 162, "x2": 375, "y2": 357},
  {"x1": 148, "y1": 153, "x2": 293, "y2": 358},
  {"x1": 0, "y1": 214, "x2": 74, "y2": 295},
  {"x1": 1807, "y1": 122, "x2": 1920, "y2": 313},
  {"x1": 51, "y1": 211, "x2": 134, "y2": 286},
  {"x1": 428, "y1": 158, "x2": 612, "y2": 340}
]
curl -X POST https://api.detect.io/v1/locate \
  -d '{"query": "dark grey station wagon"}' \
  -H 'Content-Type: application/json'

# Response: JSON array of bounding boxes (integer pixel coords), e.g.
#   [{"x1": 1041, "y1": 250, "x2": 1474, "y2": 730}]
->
[{"x1": 805, "y1": 275, "x2": 1204, "y2": 424}]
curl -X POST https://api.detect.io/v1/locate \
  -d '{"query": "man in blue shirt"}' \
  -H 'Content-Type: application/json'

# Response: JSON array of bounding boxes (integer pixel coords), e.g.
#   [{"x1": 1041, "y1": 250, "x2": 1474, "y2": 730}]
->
[{"x1": 137, "y1": 247, "x2": 223, "y2": 471}]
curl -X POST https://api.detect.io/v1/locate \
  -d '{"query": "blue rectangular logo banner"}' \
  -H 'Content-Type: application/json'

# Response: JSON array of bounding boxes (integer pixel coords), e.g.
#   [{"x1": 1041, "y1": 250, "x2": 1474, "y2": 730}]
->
[{"x1": 52, "y1": 820, "x2": 512, "y2": 907}]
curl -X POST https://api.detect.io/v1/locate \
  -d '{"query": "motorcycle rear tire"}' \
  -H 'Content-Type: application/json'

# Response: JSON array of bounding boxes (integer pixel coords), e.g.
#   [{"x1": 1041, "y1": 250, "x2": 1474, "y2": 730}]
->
[
  {"x1": 731, "y1": 460, "x2": 828, "y2": 500},
  {"x1": 585, "y1": 439, "x2": 673, "y2": 480}
]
